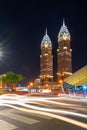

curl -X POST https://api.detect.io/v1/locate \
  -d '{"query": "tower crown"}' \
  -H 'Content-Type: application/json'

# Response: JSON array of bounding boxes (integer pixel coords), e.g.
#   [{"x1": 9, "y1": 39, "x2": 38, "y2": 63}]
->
[
  {"x1": 41, "y1": 29, "x2": 52, "y2": 48},
  {"x1": 58, "y1": 19, "x2": 70, "y2": 42}
]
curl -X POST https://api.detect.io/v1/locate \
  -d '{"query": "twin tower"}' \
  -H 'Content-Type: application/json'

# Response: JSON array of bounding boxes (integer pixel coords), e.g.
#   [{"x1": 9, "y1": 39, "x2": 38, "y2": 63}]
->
[{"x1": 40, "y1": 20, "x2": 72, "y2": 86}]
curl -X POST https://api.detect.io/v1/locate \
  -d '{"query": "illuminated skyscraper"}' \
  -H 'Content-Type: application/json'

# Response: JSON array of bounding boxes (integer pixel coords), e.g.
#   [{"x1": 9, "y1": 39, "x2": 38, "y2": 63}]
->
[
  {"x1": 57, "y1": 20, "x2": 72, "y2": 84},
  {"x1": 40, "y1": 29, "x2": 53, "y2": 86}
]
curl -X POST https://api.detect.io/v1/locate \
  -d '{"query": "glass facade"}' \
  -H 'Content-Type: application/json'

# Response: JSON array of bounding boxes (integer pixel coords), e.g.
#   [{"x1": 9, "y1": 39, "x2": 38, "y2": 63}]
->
[{"x1": 63, "y1": 65, "x2": 87, "y2": 95}]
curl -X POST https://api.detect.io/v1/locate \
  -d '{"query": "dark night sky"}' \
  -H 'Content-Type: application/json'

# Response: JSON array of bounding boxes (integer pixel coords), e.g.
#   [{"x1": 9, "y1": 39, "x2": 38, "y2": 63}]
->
[{"x1": 0, "y1": 0, "x2": 87, "y2": 85}]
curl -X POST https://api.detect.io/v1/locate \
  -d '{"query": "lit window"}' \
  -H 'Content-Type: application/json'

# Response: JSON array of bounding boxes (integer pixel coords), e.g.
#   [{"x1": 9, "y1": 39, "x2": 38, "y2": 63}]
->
[{"x1": 63, "y1": 46, "x2": 67, "y2": 50}]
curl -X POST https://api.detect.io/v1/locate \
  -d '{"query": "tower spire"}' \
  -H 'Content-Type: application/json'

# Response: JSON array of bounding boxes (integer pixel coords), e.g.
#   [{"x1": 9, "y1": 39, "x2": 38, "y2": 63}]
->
[
  {"x1": 58, "y1": 19, "x2": 70, "y2": 42},
  {"x1": 41, "y1": 28, "x2": 52, "y2": 48},
  {"x1": 45, "y1": 28, "x2": 47, "y2": 35},
  {"x1": 63, "y1": 18, "x2": 65, "y2": 26}
]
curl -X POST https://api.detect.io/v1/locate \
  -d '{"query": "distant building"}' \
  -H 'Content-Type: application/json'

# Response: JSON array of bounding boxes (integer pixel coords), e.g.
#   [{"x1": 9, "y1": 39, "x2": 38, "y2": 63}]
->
[
  {"x1": 34, "y1": 78, "x2": 41, "y2": 88},
  {"x1": 40, "y1": 29, "x2": 53, "y2": 87},
  {"x1": 57, "y1": 20, "x2": 72, "y2": 84}
]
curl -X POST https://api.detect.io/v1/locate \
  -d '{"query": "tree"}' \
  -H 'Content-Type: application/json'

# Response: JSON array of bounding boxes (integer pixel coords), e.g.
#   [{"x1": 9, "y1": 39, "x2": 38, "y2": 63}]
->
[{"x1": 2, "y1": 71, "x2": 24, "y2": 91}]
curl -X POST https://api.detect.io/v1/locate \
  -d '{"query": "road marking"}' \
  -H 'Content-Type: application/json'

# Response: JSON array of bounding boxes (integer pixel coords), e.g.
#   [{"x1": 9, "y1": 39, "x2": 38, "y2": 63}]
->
[
  {"x1": 0, "y1": 120, "x2": 17, "y2": 130},
  {"x1": 0, "y1": 108, "x2": 52, "y2": 120},
  {"x1": 0, "y1": 112, "x2": 39, "y2": 125}
]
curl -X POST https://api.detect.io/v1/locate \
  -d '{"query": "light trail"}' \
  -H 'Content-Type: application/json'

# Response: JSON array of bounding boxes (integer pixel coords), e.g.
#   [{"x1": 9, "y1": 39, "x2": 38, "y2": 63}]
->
[
  {"x1": 24, "y1": 98, "x2": 82, "y2": 107},
  {"x1": 0, "y1": 94, "x2": 87, "y2": 120},
  {"x1": 0, "y1": 97, "x2": 87, "y2": 119},
  {"x1": 0, "y1": 94, "x2": 84, "y2": 107},
  {"x1": 18, "y1": 102, "x2": 87, "y2": 118},
  {"x1": 1, "y1": 93, "x2": 87, "y2": 102},
  {"x1": 0, "y1": 94, "x2": 87, "y2": 129},
  {"x1": 1, "y1": 103, "x2": 87, "y2": 129}
]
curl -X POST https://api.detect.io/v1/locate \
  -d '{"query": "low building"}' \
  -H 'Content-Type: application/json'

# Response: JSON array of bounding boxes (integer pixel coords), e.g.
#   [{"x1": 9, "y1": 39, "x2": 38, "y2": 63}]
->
[{"x1": 63, "y1": 65, "x2": 87, "y2": 95}]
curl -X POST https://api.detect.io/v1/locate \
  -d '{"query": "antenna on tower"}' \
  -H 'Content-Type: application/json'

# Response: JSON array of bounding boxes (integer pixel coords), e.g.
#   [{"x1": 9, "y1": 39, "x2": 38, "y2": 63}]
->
[{"x1": 63, "y1": 18, "x2": 65, "y2": 26}]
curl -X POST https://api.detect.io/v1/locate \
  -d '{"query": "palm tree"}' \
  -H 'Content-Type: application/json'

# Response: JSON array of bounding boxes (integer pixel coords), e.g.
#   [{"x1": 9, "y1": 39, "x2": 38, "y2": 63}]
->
[{"x1": 2, "y1": 71, "x2": 24, "y2": 91}]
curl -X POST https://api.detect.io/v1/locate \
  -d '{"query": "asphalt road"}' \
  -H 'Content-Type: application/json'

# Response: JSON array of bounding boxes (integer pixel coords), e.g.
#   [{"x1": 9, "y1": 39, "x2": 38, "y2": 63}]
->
[
  {"x1": 0, "y1": 106, "x2": 86, "y2": 130},
  {"x1": 0, "y1": 94, "x2": 87, "y2": 130}
]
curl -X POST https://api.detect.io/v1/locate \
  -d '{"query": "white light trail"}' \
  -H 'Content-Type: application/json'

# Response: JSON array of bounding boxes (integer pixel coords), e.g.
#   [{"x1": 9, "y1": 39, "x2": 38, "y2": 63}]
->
[
  {"x1": 0, "y1": 97, "x2": 87, "y2": 119},
  {"x1": 1, "y1": 103, "x2": 87, "y2": 129},
  {"x1": 18, "y1": 102, "x2": 87, "y2": 118},
  {"x1": 0, "y1": 94, "x2": 87, "y2": 119}
]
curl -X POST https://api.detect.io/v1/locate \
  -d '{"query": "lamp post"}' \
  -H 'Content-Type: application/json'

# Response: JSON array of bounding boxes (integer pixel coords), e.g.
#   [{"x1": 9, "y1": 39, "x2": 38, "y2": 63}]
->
[{"x1": 28, "y1": 82, "x2": 34, "y2": 92}]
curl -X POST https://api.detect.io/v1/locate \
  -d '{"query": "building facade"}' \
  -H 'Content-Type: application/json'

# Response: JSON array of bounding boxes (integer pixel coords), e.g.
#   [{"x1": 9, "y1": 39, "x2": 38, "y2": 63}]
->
[
  {"x1": 57, "y1": 20, "x2": 72, "y2": 84},
  {"x1": 63, "y1": 65, "x2": 87, "y2": 95},
  {"x1": 40, "y1": 29, "x2": 53, "y2": 87}
]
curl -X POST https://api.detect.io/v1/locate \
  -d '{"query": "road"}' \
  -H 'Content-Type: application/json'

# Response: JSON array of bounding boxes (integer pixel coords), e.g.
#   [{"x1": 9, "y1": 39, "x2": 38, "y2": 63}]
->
[{"x1": 0, "y1": 94, "x2": 87, "y2": 130}]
